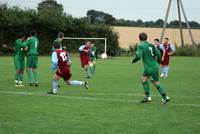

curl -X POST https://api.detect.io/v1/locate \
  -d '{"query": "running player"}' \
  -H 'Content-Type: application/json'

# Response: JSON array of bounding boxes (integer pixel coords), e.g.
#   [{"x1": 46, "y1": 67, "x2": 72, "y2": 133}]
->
[
  {"x1": 89, "y1": 43, "x2": 97, "y2": 73},
  {"x1": 48, "y1": 41, "x2": 88, "y2": 94},
  {"x1": 24, "y1": 30, "x2": 39, "y2": 87},
  {"x1": 13, "y1": 33, "x2": 26, "y2": 87},
  {"x1": 79, "y1": 42, "x2": 93, "y2": 79},
  {"x1": 160, "y1": 37, "x2": 176, "y2": 78},
  {"x1": 132, "y1": 32, "x2": 170, "y2": 104}
]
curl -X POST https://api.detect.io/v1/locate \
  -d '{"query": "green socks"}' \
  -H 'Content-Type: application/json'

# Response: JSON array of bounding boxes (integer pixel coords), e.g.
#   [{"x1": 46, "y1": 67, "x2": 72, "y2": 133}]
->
[
  {"x1": 33, "y1": 70, "x2": 38, "y2": 83},
  {"x1": 155, "y1": 84, "x2": 166, "y2": 98},
  {"x1": 142, "y1": 81, "x2": 150, "y2": 97},
  {"x1": 27, "y1": 69, "x2": 33, "y2": 83}
]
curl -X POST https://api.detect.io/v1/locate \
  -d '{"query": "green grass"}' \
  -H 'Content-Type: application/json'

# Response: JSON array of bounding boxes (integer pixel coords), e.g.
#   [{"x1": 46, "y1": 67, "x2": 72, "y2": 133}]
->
[{"x1": 0, "y1": 56, "x2": 200, "y2": 134}]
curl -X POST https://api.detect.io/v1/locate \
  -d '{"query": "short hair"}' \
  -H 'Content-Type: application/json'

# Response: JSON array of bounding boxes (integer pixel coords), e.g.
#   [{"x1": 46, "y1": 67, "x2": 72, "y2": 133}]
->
[
  {"x1": 139, "y1": 32, "x2": 148, "y2": 41},
  {"x1": 17, "y1": 32, "x2": 26, "y2": 38},
  {"x1": 30, "y1": 30, "x2": 37, "y2": 36},
  {"x1": 154, "y1": 38, "x2": 160, "y2": 42},
  {"x1": 57, "y1": 32, "x2": 64, "y2": 38},
  {"x1": 164, "y1": 37, "x2": 169, "y2": 40},
  {"x1": 53, "y1": 41, "x2": 61, "y2": 49}
]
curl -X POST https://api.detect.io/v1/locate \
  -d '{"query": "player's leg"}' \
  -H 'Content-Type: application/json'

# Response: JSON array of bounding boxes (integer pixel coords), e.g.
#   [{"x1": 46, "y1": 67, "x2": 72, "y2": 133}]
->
[
  {"x1": 140, "y1": 72, "x2": 151, "y2": 103},
  {"x1": 84, "y1": 64, "x2": 91, "y2": 79},
  {"x1": 27, "y1": 55, "x2": 34, "y2": 86},
  {"x1": 91, "y1": 59, "x2": 96, "y2": 73},
  {"x1": 14, "y1": 57, "x2": 20, "y2": 86},
  {"x1": 18, "y1": 60, "x2": 25, "y2": 87},
  {"x1": 32, "y1": 55, "x2": 39, "y2": 87},
  {"x1": 164, "y1": 65, "x2": 169, "y2": 78},
  {"x1": 63, "y1": 70, "x2": 89, "y2": 89},
  {"x1": 48, "y1": 73, "x2": 61, "y2": 94},
  {"x1": 160, "y1": 65, "x2": 164, "y2": 78},
  {"x1": 151, "y1": 71, "x2": 170, "y2": 104}
]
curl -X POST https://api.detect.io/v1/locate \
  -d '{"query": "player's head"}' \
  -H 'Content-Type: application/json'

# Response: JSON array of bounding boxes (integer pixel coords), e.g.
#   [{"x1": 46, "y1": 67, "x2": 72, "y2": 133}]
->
[
  {"x1": 154, "y1": 38, "x2": 160, "y2": 45},
  {"x1": 91, "y1": 43, "x2": 94, "y2": 47},
  {"x1": 53, "y1": 41, "x2": 61, "y2": 49},
  {"x1": 17, "y1": 32, "x2": 26, "y2": 40},
  {"x1": 57, "y1": 32, "x2": 64, "y2": 39},
  {"x1": 30, "y1": 30, "x2": 37, "y2": 36},
  {"x1": 139, "y1": 32, "x2": 148, "y2": 41},
  {"x1": 85, "y1": 41, "x2": 91, "y2": 47},
  {"x1": 164, "y1": 37, "x2": 169, "y2": 44}
]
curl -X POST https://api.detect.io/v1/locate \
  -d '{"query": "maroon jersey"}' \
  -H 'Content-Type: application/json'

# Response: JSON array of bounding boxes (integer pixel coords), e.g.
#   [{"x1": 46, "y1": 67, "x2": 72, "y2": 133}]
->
[
  {"x1": 161, "y1": 43, "x2": 171, "y2": 65},
  {"x1": 55, "y1": 49, "x2": 72, "y2": 81},
  {"x1": 55, "y1": 49, "x2": 70, "y2": 70},
  {"x1": 79, "y1": 46, "x2": 90, "y2": 67}
]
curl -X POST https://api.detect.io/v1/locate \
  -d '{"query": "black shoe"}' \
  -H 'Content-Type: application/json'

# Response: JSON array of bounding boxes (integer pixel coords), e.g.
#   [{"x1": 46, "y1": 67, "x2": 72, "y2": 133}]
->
[
  {"x1": 83, "y1": 81, "x2": 89, "y2": 90},
  {"x1": 86, "y1": 76, "x2": 91, "y2": 79},
  {"x1": 58, "y1": 85, "x2": 60, "y2": 88},
  {"x1": 140, "y1": 97, "x2": 152, "y2": 103},
  {"x1": 161, "y1": 96, "x2": 170, "y2": 104},
  {"x1": 47, "y1": 91, "x2": 57, "y2": 95},
  {"x1": 35, "y1": 83, "x2": 39, "y2": 87},
  {"x1": 29, "y1": 83, "x2": 34, "y2": 87}
]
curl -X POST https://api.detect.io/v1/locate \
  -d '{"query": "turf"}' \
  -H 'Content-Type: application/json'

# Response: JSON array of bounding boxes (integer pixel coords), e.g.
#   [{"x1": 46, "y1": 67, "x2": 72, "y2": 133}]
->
[{"x1": 0, "y1": 56, "x2": 200, "y2": 134}]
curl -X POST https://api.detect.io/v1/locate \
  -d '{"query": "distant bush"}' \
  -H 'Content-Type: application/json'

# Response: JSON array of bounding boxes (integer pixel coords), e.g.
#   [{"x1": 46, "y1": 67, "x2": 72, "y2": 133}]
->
[{"x1": 174, "y1": 44, "x2": 200, "y2": 57}]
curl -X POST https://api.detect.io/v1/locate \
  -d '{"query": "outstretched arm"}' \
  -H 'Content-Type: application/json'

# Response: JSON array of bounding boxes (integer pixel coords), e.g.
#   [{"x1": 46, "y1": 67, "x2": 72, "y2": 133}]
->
[{"x1": 132, "y1": 46, "x2": 143, "y2": 64}]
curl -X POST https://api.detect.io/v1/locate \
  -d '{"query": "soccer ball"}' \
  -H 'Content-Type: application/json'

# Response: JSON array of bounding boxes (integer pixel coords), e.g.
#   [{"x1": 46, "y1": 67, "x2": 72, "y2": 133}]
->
[{"x1": 101, "y1": 53, "x2": 107, "y2": 59}]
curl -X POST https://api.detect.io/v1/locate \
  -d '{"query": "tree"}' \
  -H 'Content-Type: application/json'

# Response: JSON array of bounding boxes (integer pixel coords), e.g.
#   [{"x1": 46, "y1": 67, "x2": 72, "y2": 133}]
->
[{"x1": 87, "y1": 9, "x2": 115, "y2": 25}]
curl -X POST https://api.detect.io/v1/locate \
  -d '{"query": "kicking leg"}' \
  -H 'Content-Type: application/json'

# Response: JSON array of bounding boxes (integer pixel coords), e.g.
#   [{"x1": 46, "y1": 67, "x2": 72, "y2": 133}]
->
[
  {"x1": 66, "y1": 80, "x2": 88, "y2": 90},
  {"x1": 153, "y1": 81, "x2": 170, "y2": 104}
]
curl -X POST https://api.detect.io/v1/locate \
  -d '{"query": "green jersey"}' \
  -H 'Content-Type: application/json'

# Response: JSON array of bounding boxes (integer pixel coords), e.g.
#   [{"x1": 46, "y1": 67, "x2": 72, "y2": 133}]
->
[
  {"x1": 25, "y1": 36, "x2": 39, "y2": 55},
  {"x1": 14, "y1": 39, "x2": 26, "y2": 60},
  {"x1": 52, "y1": 38, "x2": 62, "y2": 51},
  {"x1": 132, "y1": 41, "x2": 161, "y2": 72},
  {"x1": 90, "y1": 46, "x2": 97, "y2": 57}
]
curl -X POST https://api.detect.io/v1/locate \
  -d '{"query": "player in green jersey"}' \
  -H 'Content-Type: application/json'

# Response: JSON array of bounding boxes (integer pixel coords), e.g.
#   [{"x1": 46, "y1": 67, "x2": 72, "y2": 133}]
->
[
  {"x1": 52, "y1": 32, "x2": 64, "y2": 51},
  {"x1": 13, "y1": 33, "x2": 26, "y2": 87},
  {"x1": 132, "y1": 32, "x2": 170, "y2": 104},
  {"x1": 89, "y1": 43, "x2": 97, "y2": 73},
  {"x1": 24, "y1": 30, "x2": 39, "y2": 87}
]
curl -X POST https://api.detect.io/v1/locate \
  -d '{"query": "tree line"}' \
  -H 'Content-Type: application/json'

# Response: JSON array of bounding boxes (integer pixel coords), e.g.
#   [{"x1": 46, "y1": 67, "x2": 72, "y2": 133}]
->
[
  {"x1": 0, "y1": 0, "x2": 119, "y2": 55},
  {"x1": 87, "y1": 9, "x2": 200, "y2": 29}
]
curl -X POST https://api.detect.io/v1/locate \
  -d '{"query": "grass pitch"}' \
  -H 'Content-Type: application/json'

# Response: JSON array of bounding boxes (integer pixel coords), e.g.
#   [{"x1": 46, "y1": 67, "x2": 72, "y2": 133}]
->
[{"x1": 0, "y1": 56, "x2": 200, "y2": 134}]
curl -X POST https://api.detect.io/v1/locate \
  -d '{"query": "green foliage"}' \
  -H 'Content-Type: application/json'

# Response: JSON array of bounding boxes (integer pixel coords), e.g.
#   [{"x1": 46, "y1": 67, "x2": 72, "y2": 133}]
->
[
  {"x1": 0, "y1": 1, "x2": 119, "y2": 56},
  {"x1": 174, "y1": 44, "x2": 200, "y2": 57},
  {"x1": 87, "y1": 9, "x2": 116, "y2": 25}
]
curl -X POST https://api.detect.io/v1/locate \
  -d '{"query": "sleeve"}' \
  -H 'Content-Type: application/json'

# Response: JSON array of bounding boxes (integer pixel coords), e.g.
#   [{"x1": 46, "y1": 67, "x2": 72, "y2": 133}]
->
[
  {"x1": 51, "y1": 51, "x2": 58, "y2": 71},
  {"x1": 79, "y1": 45, "x2": 84, "y2": 52},
  {"x1": 159, "y1": 44, "x2": 164, "y2": 50},
  {"x1": 153, "y1": 45, "x2": 161, "y2": 63},
  {"x1": 170, "y1": 44, "x2": 176, "y2": 52},
  {"x1": 132, "y1": 45, "x2": 143, "y2": 63}
]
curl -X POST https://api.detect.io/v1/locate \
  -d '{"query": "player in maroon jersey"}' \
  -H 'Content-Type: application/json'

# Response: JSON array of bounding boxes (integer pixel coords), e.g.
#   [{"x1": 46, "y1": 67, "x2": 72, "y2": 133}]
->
[
  {"x1": 79, "y1": 41, "x2": 93, "y2": 79},
  {"x1": 48, "y1": 42, "x2": 88, "y2": 94},
  {"x1": 160, "y1": 38, "x2": 176, "y2": 78}
]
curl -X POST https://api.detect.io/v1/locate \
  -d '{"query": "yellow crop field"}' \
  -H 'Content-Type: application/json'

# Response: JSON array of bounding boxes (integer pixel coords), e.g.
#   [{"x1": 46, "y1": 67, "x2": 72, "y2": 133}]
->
[{"x1": 113, "y1": 26, "x2": 200, "y2": 48}]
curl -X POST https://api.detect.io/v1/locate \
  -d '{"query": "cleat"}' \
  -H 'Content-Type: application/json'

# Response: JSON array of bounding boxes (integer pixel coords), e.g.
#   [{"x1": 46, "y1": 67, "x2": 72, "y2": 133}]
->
[
  {"x1": 83, "y1": 81, "x2": 89, "y2": 90},
  {"x1": 15, "y1": 84, "x2": 19, "y2": 87},
  {"x1": 140, "y1": 97, "x2": 152, "y2": 103},
  {"x1": 58, "y1": 85, "x2": 60, "y2": 88},
  {"x1": 161, "y1": 96, "x2": 170, "y2": 104},
  {"x1": 35, "y1": 83, "x2": 39, "y2": 87},
  {"x1": 160, "y1": 73, "x2": 164, "y2": 78},
  {"x1": 86, "y1": 76, "x2": 91, "y2": 79},
  {"x1": 19, "y1": 84, "x2": 24, "y2": 87},
  {"x1": 47, "y1": 91, "x2": 57, "y2": 95},
  {"x1": 29, "y1": 83, "x2": 34, "y2": 87}
]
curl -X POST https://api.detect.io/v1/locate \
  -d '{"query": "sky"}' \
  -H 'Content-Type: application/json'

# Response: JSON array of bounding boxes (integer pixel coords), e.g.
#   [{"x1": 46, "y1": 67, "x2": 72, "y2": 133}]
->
[{"x1": 1, "y1": 0, "x2": 200, "y2": 22}]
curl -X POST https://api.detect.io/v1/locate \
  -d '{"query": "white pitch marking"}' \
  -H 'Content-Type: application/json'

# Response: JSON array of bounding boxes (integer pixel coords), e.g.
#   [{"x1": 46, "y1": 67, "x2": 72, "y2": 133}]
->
[{"x1": 0, "y1": 91, "x2": 200, "y2": 107}]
